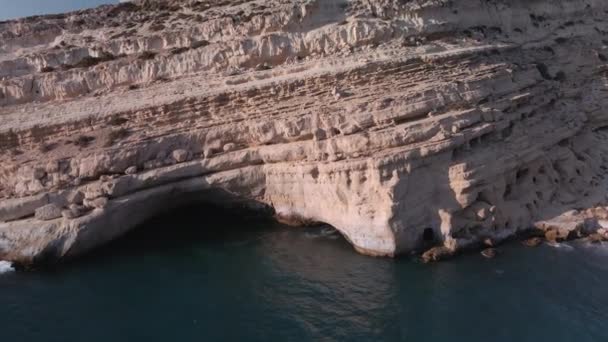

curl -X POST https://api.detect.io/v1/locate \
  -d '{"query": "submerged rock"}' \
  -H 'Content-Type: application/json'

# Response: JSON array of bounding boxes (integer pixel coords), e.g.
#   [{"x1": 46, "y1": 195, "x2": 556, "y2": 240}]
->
[
  {"x1": 481, "y1": 248, "x2": 497, "y2": 259},
  {"x1": 522, "y1": 237, "x2": 543, "y2": 248},
  {"x1": 422, "y1": 246, "x2": 454, "y2": 263}
]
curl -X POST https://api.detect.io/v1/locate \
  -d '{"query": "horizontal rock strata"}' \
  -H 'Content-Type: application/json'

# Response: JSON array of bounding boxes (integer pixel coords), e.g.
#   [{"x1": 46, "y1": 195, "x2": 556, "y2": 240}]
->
[{"x1": 1, "y1": 0, "x2": 608, "y2": 263}]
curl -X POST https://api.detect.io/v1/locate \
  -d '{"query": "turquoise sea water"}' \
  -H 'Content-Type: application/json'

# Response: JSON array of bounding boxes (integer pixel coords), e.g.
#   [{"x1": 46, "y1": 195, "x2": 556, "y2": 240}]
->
[{"x1": 1, "y1": 206, "x2": 608, "y2": 342}]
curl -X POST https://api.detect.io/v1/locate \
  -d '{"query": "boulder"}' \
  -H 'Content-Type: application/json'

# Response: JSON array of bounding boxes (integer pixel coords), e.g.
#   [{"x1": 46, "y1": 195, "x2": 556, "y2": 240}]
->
[
  {"x1": 588, "y1": 233, "x2": 606, "y2": 244},
  {"x1": 421, "y1": 246, "x2": 454, "y2": 263},
  {"x1": 223, "y1": 143, "x2": 237, "y2": 152},
  {"x1": 84, "y1": 183, "x2": 106, "y2": 200},
  {"x1": 84, "y1": 197, "x2": 109, "y2": 209},
  {"x1": 522, "y1": 237, "x2": 543, "y2": 247},
  {"x1": 125, "y1": 166, "x2": 138, "y2": 175},
  {"x1": 62, "y1": 205, "x2": 85, "y2": 219},
  {"x1": 67, "y1": 190, "x2": 85, "y2": 205},
  {"x1": 35, "y1": 203, "x2": 62, "y2": 221},
  {"x1": 545, "y1": 229, "x2": 559, "y2": 243},
  {"x1": 172, "y1": 149, "x2": 189, "y2": 163},
  {"x1": 592, "y1": 207, "x2": 608, "y2": 220},
  {"x1": 481, "y1": 248, "x2": 497, "y2": 259}
]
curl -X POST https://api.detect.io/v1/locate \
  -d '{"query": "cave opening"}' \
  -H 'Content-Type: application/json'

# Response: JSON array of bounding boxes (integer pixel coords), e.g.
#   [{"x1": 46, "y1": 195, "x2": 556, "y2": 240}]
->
[
  {"x1": 69, "y1": 199, "x2": 347, "y2": 266},
  {"x1": 107, "y1": 201, "x2": 278, "y2": 252},
  {"x1": 422, "y1": 227, "x2": 436, "y2": 242}
]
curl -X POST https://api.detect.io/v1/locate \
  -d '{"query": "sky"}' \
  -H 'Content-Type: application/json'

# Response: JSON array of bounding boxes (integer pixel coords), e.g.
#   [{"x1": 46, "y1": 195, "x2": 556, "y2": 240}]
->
[{"x1": 0, "y1": 0, "x2": 120, "y2": 21}]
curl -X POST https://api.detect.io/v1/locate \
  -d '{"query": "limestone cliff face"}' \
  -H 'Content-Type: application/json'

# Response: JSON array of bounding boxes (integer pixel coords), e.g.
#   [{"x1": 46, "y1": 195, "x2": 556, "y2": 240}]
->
[{"x1": 1, "y1": 0, "x2": 608, "y2": 263}]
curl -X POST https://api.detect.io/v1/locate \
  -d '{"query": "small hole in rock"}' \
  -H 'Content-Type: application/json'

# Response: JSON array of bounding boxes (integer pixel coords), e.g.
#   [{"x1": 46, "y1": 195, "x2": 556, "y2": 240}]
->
[{"x1": 422, "y1": 228, "x2": 435, "y2": 242}]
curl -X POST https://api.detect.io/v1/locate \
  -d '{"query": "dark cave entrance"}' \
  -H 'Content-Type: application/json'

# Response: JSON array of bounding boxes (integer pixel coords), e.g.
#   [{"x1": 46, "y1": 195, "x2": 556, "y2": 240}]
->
[
  {"x1": 65, "y1": 199, "x2": 346, "y2": 268},
  {"x1": 422, "y1": 228, "x2": 436, "y2": 243},
  {"x1": 111, "y1": 202, "x2": 277, "y2": 251}
]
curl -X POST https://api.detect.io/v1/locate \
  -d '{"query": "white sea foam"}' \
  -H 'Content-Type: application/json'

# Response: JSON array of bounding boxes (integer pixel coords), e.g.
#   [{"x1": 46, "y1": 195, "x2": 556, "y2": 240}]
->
[
  {"x1": 0, "y1": 261, "x2": 14, "y2": 274},
  {"x1": 319, "y1": 227, "x2": 339, "y2": 237},
  {"x1": 305, "y1": 227, "x2": 340, "y2": 239},
  {"x1": 546, "y1": 242, "x2": 574, "y2": 251}
]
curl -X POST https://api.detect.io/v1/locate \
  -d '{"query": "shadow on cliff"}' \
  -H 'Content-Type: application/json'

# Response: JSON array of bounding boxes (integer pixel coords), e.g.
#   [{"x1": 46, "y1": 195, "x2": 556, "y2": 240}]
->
[
  {"x1": 47, "y1": 196, "x2": 350, "y2": 272},
  {"x1": 80, "y1": 201, "x2": 278, "y2": 259}
]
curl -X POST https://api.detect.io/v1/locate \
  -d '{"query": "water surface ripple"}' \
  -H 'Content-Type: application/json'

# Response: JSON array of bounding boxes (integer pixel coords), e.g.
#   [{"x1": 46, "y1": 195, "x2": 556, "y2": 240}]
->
[{"x1": 1, "y1": 208, "x2": 607, "y2": 341}]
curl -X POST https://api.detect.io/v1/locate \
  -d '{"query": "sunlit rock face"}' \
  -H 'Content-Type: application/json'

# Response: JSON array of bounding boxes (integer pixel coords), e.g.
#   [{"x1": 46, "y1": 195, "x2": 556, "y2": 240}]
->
[{"x1": 1, "y1": 0, "x2": 608, "y2": 263}]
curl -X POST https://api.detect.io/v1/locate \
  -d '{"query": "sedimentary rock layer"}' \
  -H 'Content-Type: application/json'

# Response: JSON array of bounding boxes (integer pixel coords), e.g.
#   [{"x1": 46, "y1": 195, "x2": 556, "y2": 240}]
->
[{"x1": 1, "y1": 0, "x2": 608, "y2": 263}]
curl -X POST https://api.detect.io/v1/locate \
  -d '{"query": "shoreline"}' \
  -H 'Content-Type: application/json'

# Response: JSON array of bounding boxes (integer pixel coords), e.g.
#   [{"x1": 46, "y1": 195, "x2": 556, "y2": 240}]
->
[{"x1": 4, "y1": 216, "x2": 608, "y2": 271}]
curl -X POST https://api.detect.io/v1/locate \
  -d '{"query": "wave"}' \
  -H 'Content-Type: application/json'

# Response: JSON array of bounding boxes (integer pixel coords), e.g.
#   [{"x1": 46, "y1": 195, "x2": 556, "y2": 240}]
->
[
  {"x1": 546, "y1": 242, "x2": 575, "y2": 251},
  {"x1": 304, "y1": 227, "x2": 340, "y2": 240},
  {"x1": 0, "y1": 260, "x2": 14, "y2": 274}
]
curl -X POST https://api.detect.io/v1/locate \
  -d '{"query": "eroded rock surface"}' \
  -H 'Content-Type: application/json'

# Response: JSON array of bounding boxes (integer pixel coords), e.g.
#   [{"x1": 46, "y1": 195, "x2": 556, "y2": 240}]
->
[{"x1": 1, "y1": 0, "x2": 608, "y2": 264}]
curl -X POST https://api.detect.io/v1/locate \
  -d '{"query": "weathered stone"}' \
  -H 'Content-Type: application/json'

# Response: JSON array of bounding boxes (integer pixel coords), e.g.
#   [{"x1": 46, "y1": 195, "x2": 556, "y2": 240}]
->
[
  {"x1": 0, "y1": 194, "x2": 49, "y2": 222},
  {"x1": 481, "y1": 248, "x2": 497, "y2": 259},
  {"x1": 62, "y1": 205, "x2": 85, "y2": 219},
  {"x1": 331, "y1": 87, "x2": 343, "y2": 100},
  {"x1": 45, "y1": 161, "x2": 60, "y2": 173},
  {"x1": 545, "y1": 229, "x2": 559, "y2": 243},
  {"x1": 522, "y1": 237, "x2": 543, "y2": 247},
  {"x1": 84, "y1": 197, "x2": 108, "y2": 209},
  {"x1": 172, "y1": 149, "x2": 189, "y2": 163},
  {"x1": 559, "y1": 226, "x2": 579, "y2": 240},
  {"x1": 84, "y1": 183, "x2": 105, "y2": 200},
  {"x1": 125, "y1": 166, "x2": 138, "y2": 175},
  {"x1": 592, "y1": 207, "x2": 608, "y2": 220},
  {"x1": 33, "y1": 169, "x2": 46, "y2": 180},
  {"x1": 587, "y1": 233, "x2": 606, "y2": 244},
  {"x1": 203, "y1": 148, "x2": 214, "y2": 159},
  {"x1": 143, "y1": 160, "x2": 163, "y2": 170},
  {"x1": 67, "y1": 191, "x2": 85, "y2": 205},
  {"x1": 35, "y1": 203, "x2": 62, "y2": 221},
  {"x1": 421, "y1": 246, "x2": 454, "y2": 263},
  {"x1": 223, "y1": 143, "x2": 236, "y2": 152}
]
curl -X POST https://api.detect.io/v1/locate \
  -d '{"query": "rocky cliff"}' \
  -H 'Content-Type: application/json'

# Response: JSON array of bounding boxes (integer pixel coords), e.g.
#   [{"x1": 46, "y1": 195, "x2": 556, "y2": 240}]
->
[{"x1": 1, "y1": 0, "x2": 608, "y2": 264}]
